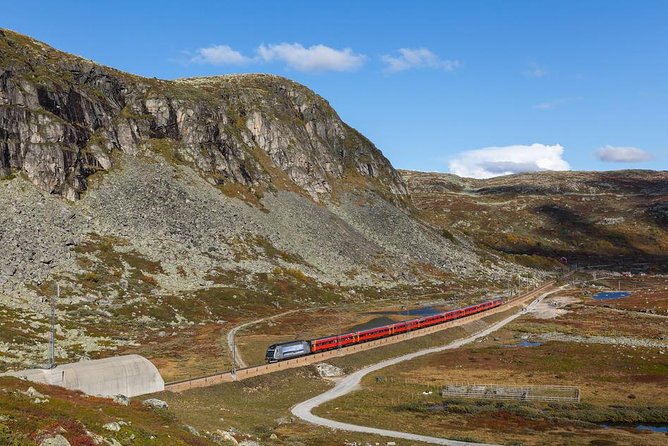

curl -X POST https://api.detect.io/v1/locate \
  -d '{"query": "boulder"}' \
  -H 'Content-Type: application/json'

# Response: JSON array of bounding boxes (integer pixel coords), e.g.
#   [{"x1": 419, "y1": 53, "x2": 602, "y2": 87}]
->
[
  {"x1": 112, "y1": 394, "x2": 129, "y2": 406},
  {"x1": 142, "y1": 398, "x2": 168, "y2": 409},
  {"x1": 102, "y1": 422, "x2": 121, "y2": 432},
  {"x1": 214, "y1": 430, "x2": 238, "y2": 445},
  {"x1": 40, "y1": 435, "x2": 71, "y2": 446},
  {"x1": 314, "y1": 363, "x2": 344, "y2": 378},
  {"x1": 184, "y1": 424, "x2": 200, "y2": 436}
]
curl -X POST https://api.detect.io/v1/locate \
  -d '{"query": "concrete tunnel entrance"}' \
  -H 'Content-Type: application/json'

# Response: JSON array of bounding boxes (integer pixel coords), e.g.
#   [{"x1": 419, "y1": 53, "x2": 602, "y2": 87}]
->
[{"x1": 1, "y1": 354, "x2": 164, "y2": 397}]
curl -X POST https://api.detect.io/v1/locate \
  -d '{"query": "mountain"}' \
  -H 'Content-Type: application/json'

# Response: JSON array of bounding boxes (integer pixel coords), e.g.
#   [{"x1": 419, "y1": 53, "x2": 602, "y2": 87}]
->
[
  {"x1": 0, "y1": 29, "x2": 533, "y2": 372},
  {"x1": 401, "y1": 169, "x2": 668, "y2": 271},
  {"x1": 0, "y1": 29, "x2": 406, "y2": 201}
]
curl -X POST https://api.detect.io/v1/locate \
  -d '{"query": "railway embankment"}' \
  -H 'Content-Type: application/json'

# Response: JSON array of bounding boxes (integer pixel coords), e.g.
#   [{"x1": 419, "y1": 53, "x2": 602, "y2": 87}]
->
[{"x1": 165, "y1": 281, "x2": 556, "y2": 393}]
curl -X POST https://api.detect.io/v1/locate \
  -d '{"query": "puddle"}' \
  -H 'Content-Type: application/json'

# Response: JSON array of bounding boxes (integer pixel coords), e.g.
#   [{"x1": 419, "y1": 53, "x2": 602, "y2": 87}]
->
[
  {"x1": 364, "y1": 306, "x2": 444, "y2": 317},
  {"x1": 600, "y1": 423, "x2": 667, "y2": 433},
  {"x1": 593, "y1": 291, "x2": 631, "y2": 300},
  {"x1": 504, "y1": 340, "x2": 543, "y2": 348}
]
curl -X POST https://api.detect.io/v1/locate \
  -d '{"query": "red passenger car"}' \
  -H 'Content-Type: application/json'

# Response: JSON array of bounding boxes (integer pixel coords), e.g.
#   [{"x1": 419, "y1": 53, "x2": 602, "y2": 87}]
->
[{"x1": 269, "y1": 298, "x2": 504, "y2": 359}]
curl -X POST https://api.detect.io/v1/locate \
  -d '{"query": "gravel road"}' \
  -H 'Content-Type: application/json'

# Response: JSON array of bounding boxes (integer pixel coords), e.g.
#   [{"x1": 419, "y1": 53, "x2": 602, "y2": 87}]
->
[
  {"x1": 226, "y1": 309, "x2": 303, "y2": 368},
  {"x1": 291, "y1": 286, "x2": 564, "y2": 446}
]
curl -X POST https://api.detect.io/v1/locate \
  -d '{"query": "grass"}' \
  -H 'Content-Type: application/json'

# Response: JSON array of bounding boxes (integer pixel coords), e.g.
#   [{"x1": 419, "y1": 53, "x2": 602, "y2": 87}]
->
[
  {"x1": 315, "y1": 340, "x2": 668, "y2": 445},
  {"x1": 401, "y1": 398, "x2": 668, "y2": 425},
  {"x1": 159, "y1": 367, "x2": 438, "y2": 445},
  {"x1": 310, "y1": 288, "x2": 668, "y2": 446},
  {"x1": 402, "y1": 170, "x2": 668, "y2": 271},
  {"x1": 1, "y1": 171, "x2": 17, "y2": 181},
  {"x1": 0, "y1": 377, "x2": 214, "y2": 446}
]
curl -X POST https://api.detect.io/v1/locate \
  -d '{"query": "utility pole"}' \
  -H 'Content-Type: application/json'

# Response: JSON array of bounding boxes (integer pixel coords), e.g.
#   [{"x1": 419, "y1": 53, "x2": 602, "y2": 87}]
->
[
  {"x1": 232, "y1": 331, "x2": 237, "y2": 377},
  {"x1": 48, "y1": 284, "x2": 58, "y2": 369}
]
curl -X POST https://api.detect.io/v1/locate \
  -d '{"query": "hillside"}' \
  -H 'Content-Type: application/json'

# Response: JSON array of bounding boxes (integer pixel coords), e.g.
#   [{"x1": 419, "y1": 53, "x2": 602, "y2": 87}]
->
[
  {"x1": 0, "y1": 29, "x2": 536, "y2": 373},
  {"x1": 0, "y1": 376, "x2": 218, "y2": 446},
  {"x1": 401, "y1": 169, "x2": 668, "y2": 271}
]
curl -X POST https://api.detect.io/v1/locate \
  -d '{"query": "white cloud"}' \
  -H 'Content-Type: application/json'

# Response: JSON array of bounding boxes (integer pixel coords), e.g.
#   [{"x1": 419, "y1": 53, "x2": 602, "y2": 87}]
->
[
  {"x1": 595, "y1": 146, "x2": 652, "y2": 163},
  {"x1": 188, "y1": 42, "x2": 365, "y2": 72},
  {"x1": 191, "y1": 45, "x2": 253, "y2": 65},
  {"x1": 256, "y1": 43, "x2": 365, "y2": 72},
  {"x1": 382, "y1": 48, "x2": 461, "y2": 73},
  {"x1": 532, "y1": 96, "x2": 580, "y2": 110},
  {"x1": 533, "y1": 98, "x2": 569, "y2": 110},
  {"x1": 525, "y1": 62, "x2": 548, "y2": 78},
  {"x1": 448, "y1": 144, "x2": 570, "y2": 179}
]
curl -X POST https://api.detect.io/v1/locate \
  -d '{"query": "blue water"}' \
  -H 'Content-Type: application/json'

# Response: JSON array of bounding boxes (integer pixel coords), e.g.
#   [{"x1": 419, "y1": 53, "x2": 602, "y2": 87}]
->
[
  {"x1": 504, "y1": 340, "x2": 543, "y2": 348},
  {"x1": 601, "y1": 424, "x2": 667, "y2": 433},
  {"x1": 364, "y1": 306, "x2": 443, "y2": 317},
  {"x1": 638, "y1": 425, "x2": 668, "y2": 433},
  {"x1": 593, "y1": 291, "x2": 631, "y2": 300},
  {"x1": 347, "y1": 316, "x2": 397, "y2": 332}
]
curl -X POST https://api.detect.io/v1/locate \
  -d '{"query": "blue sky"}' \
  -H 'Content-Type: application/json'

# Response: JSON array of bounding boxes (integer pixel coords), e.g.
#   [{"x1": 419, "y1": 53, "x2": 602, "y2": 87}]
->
[{"x1": 3, "y1": 1, "x2": 667, "y2": 176}]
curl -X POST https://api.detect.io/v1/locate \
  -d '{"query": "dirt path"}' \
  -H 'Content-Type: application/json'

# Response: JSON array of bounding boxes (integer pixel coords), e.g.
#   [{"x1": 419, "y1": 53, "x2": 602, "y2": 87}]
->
[
  {"x1": 291, "y1": 286, "x2": 565, "y2": 446},
  {"x1": 226, "y1": 309, "x2": 302, "y2": 368}
]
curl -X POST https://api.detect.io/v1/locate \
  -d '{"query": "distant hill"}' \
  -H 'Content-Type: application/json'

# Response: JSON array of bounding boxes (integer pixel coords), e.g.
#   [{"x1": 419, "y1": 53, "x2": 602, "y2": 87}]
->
[{"x1": 401, "y1": 169, "x2": 668, "y2": 271}]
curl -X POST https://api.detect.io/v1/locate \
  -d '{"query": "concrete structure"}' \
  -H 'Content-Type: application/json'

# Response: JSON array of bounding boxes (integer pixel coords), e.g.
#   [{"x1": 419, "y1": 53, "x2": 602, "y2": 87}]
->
[{"x1": 1, "y1": 354, "x2": 164, "y2": 397}]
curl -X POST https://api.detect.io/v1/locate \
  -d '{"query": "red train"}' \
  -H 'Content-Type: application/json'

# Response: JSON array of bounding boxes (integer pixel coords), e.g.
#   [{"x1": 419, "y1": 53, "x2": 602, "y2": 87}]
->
[{"x1": 265, "y1": 298, "x2": 503, "y2": 362}]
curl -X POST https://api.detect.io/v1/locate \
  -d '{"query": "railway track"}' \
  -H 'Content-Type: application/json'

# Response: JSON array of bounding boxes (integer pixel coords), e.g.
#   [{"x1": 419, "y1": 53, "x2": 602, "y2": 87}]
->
[{"x1": 165, "y1": 281, "x2": 556, "y2": 392}]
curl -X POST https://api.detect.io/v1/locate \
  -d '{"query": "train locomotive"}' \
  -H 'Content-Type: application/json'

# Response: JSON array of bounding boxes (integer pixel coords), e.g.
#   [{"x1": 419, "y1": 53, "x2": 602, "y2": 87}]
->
[{"x1": 265, "y1": 298, "x2": 503, "y2": 363}]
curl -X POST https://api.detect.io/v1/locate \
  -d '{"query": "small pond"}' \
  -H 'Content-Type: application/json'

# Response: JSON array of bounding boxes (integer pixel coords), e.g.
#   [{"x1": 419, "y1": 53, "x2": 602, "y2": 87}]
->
[
  {"x1": 600, "y1": 423, "x2": 667, "y2": 433},
  {"x1": 593, "y1": 291, "x2": 631, "y2": 300},
  {"x1": 347, "y1": 316, "x2": 397, "y2": 332},
  {"x1": 503, "y1": 340, "x2": 543, "y2": 348},
  {"x1": 364, "y1": 306, "x2": 444, "y2": 317}
]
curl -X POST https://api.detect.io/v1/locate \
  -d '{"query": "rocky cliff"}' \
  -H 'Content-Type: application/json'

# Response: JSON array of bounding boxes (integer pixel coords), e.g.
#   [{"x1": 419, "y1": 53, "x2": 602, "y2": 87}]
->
[{"x1": 0, "y1": 29, "x2": 406, "y2": 201}]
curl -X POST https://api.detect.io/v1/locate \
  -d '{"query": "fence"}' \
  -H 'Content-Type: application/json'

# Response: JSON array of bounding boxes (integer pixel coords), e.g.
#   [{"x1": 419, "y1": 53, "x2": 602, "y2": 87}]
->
[{"x1": 441, "y1": 383, "x2": 580, "y2": 403}]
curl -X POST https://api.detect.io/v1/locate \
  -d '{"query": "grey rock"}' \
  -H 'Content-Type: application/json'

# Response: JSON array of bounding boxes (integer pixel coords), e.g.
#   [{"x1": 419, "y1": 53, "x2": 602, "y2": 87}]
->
[
  {"x1": 40, "y1": 435, "x2": 71, "y2": 446},
  {"x1": 184, "y1": 424, "x2": 200, "y2": 436},
  {"x1": 25, "y1": 386, "x2": 46, "y2": 398},
  {"x1": 314, "y1": 363, "x2": 344, "y2": 378},
  {"x1": 142, "y1": 398, "x2": 168, "y2": 409},
  {"x1": 214, "y1": 430, "x2": 238, "y2": 445},
  {"x1": 112, "y1": 394, "x2": 129, "y2": 406},
  {"x1": 103, "y1": 422, "x2": 121, "y2": 432},
  {"x1": 1, "y1": 265, "x2": 16, "y2": 276}
]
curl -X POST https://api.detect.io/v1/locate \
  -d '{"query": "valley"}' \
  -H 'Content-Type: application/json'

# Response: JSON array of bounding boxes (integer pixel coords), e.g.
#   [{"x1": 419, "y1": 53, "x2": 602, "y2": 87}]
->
[{"x1": 0, "y1": 23, "x2": 666, "y2": 446}]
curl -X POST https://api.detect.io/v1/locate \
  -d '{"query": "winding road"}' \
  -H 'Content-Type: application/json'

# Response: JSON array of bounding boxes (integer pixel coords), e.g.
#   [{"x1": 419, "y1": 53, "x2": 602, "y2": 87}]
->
[
  {"x1": 226, "y1": 309, "x2": 303, "y2": 368},
  {"x1": 291, "y1": 286, "x2": 565, "y2": 446}
]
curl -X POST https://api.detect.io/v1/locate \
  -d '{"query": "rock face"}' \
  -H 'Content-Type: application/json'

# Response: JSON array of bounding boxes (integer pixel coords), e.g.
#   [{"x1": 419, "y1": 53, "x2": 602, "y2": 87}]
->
[{"x1": 0, "y1": 29, "x2": 406, "y2": 201}]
